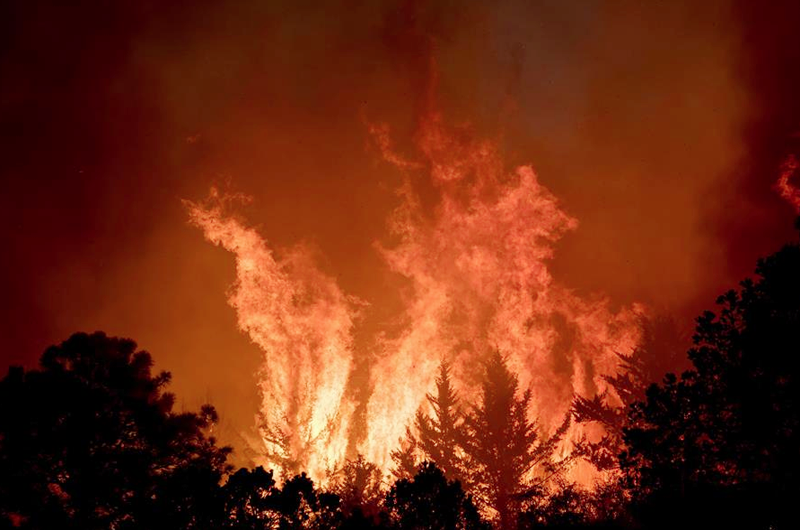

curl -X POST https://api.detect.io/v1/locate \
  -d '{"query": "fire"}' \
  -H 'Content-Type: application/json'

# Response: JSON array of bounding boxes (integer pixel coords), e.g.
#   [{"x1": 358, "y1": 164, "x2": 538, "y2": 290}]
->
[
  {"x1": 776, "y1": 155, "x2": 800, "y2": 213},
  {"x1": 185, "y1": 189, "x2": 361, "y2": 480},
  {"x1": 364, "y1": 111, "x2": 641, "y2": 476},
  {"x1": 186, "y1": 108, "x2": 641, "y2": 486}
]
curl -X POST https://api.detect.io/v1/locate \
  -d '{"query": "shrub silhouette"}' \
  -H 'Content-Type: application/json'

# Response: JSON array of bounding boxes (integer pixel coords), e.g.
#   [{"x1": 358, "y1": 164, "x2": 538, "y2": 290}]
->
[{"x1": 385, "y1": 462, "x2": 487, "y2": 530}]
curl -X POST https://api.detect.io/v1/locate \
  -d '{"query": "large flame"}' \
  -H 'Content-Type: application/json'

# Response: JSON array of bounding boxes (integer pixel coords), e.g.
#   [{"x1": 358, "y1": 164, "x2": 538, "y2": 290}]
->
[
  {"x1": 364, "y1": 111, "x2": 641, "y2": 474},
  {"x1": 185, "y1": 189, "x2": 360, "y2": 480},
  {"x1": 186, "y1": 109, "x2": 641, "y2": 485}
]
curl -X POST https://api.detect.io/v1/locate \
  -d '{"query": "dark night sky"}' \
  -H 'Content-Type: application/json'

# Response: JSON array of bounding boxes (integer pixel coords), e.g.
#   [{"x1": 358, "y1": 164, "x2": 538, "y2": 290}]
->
[{"x1": 2, "y1": 0, "x2": 800, "y2": 457}]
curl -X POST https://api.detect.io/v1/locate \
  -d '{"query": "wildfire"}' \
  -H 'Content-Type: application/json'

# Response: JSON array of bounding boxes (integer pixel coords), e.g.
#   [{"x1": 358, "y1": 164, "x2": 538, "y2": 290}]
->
[
  {"x1": 185, "y1": 189, "x2": 361, "y2": 480},
  {"x1": 186, "y1": 107, "x2": 642, "y2": 486},
  {"x1": 776, "y1": 155, "x2": 800, "y2": 213}
]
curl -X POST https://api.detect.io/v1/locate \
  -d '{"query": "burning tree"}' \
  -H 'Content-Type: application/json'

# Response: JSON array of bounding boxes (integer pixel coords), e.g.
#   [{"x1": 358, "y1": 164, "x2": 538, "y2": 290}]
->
[{"x1": 620, "y1": 219, "x2": 800, "y2": 529}]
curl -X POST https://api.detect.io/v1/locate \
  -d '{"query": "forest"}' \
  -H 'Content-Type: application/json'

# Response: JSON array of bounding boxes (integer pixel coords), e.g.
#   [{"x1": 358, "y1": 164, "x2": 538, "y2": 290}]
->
[{"x1": 1, "y1": 219, "x2": 798, "y2": 530}]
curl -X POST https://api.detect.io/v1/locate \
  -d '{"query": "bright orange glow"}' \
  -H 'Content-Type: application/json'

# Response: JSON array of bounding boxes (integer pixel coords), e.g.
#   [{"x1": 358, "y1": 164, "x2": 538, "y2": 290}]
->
[{"x1": 187, "y1": 107, "x2": 642, "y2": 486}]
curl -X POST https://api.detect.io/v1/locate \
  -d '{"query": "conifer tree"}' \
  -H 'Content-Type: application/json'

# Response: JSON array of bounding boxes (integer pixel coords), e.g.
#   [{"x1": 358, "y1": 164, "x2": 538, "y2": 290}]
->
[
  {"x1": 390, "y1": 427, "x2": 420, "y2": 481},
  {"x1": 572, "y1": 316, "x2": 687, "y2": 471},
  {"x1": 463, "y1": 352, "x2": 548, "y2": 530},
  {"x1": 415, "y1": 362, "x2": 468, "y2": 484}
]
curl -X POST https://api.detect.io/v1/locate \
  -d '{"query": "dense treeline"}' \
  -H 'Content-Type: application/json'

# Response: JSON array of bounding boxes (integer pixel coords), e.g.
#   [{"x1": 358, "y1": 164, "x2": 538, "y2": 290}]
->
[{"x1": 2, "y1": 220, "x2": 799, "y2": 529}]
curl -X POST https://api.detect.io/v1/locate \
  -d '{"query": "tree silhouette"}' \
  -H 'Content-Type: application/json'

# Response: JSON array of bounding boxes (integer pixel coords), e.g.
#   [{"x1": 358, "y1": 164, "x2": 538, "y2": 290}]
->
[
  {"x1": 390, "y1": 427, "x2": 420, "y2": 481},
  {"x1": 621, "y1": 220, "x2": 800, "y2": 529},
  {"x1": 573, "y1": 316, "x2": 687, "y2": 471},
  {"x1": 221, "y1": 466, "x2": 280, "y2": 529},
  {"x1": 270, "y1": 472, "x2": 342, "y2": 530},
  {"x1": 390, "y1": 361, "x2": 468, "y2": 484},
  {"x1": 0, "y1": 331, "x2": 231, "y2": 530},
  {"x1": 11, "y1": 225, "x2": 800, "y2": 530},
  {"x1": 222, "y1": 466, "x2": 379, "y2": 530},
  {"x1": 518, "y1": 483, "x2": 588, "y2": 529},
  {"x1": 414, "y1": 362, "x2": 468, "y2": 484},
  {"x1": 330, "y1": 454, "x2": 384, "y2": 522},
  {"x1": 385, "y1": 462, "x2": 487, "y2": 530},
  {"x1": 463, "y1": 352, "x2": 561, "y2": 530}
]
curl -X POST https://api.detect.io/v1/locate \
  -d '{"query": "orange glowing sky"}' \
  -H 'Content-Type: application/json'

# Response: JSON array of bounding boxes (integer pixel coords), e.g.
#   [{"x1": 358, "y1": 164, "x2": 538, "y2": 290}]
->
[{"x1": 2, "y1": 0, "x2": 800, "y2": 469}]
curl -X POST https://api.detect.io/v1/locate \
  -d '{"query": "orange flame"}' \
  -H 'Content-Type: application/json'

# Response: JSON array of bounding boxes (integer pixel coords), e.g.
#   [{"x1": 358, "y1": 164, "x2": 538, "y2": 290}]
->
[
  {"x1": 185, "y1": 188, "x2": 361, "y2": 481},
  {"x1": 186, "y1": 110, "x2": 642, "y2": 486},
  {"x1": 364, "y1": 112, "x2": 641, "y2": 477},
  {"x1": 776, "y1": 155, "x2": 800, "y2": 213}
]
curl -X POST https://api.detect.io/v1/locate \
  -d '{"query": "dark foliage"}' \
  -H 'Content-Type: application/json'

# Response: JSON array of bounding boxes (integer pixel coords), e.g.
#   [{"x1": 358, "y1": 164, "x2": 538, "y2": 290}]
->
[
  {"x1": 572, "y1": 316, "x2": 687, "y2": 471},
  {"x1": 267, "y1": 473, "x2": 342, "y2": 530},
  {"x1": 330, "y1": 454, "x2": 384, "y2": 522},
  {"x1": 221, "y1": 466, "x2": 279, "y2": 529},
  {"x1": 5, "y1": 222, "x2": 800, "y2": 529},
  {"x1": 221, "y1": 466, "x2": 386, "y2": 530},
  {"x1": 621, "y1": 221, "x2": 800, "y2": 529},
  {"x1": 385, "y1": 462, "x2": 487, "y2": 530},
  {"x1": 518, "y1": 483, "x2": 586, "y2": 529},
  {"x1": 463, "y1": 352, "x2": 565, "y2": 530},
  {"x1": 0, "y1": 331, "x2": 231, "y2": 529}
]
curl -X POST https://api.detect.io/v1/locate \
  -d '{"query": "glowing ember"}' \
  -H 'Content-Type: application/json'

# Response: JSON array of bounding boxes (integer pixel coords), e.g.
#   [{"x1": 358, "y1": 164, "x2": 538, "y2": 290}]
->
[
  {"x1": 186, "y1": 108, "x2": 642, "y2": 485},
  {"x1": 776, "y1": 155, "x2": 800, "y2": 213}
]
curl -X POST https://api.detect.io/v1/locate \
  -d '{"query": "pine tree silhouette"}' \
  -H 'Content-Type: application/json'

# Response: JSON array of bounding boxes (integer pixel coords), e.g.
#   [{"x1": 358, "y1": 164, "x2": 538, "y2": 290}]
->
[
  {"x1": 573, "y1": 316, "x2": 688, "y2": 471},
  {"x1": 390, "y1": 427, "x2": 420, "y2": 481},
  {"x1": 414, "y1": 362, "x2": 468, "y2": 484},
  {"x1": 463, "y1": 352, "x2": 554, "y2": 530}
]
